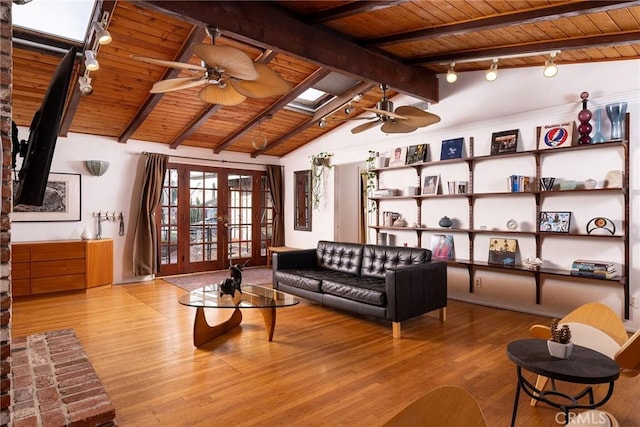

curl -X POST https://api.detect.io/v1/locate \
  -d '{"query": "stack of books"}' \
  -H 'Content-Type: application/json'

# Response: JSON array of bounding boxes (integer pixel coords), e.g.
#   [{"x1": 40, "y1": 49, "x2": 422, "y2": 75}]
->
[
  {"x1": 570, "y1": 259, "x2": 617, "y2": 278},
  {"x1": 508, "y1": 175, "x2": 531, "y2": 192}
]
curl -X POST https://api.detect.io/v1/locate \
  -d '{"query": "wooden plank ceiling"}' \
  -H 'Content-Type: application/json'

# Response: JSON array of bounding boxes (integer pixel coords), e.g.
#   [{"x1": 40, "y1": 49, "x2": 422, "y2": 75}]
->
[{"x1": 11, "y1": 0, "x2": 640, "y2": 158}]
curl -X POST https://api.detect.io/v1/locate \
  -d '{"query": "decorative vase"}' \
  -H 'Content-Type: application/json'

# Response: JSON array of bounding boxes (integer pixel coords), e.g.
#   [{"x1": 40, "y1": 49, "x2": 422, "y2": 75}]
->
[
  {"x1": 605, "y1": 102, "x2": 628, "y2": 141},
  {"x1": 547, "y1": 340, "x2": 574, "y2": 359},
  {"x1": 577, "y1": 91, "x2": 592, "y2": 145},
  {"x1": 591, "y1": 108, "x2": 607, "y2": 143},
  {"x1": 438, "y1": 216, "x2": 453, "y2": 228},
  {"x1": 540, "y1": 177, "x2": 555, "y2": 191},
  {"x1": 80, "y1": 226, "x2": 93, "y2": 240}
]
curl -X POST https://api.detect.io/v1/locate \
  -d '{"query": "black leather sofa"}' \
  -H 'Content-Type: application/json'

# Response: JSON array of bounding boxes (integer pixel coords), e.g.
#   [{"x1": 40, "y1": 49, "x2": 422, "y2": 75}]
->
[{"x1": 272, "y1": 240, "x2": 447, "y2": 337}]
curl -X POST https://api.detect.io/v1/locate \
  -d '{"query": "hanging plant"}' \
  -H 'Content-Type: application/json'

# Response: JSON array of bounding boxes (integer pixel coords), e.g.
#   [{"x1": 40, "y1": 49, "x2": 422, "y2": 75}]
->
[
  {"x1": 310, "y1": 152, "x2": 334, "y2": 210},
  {"x1": 363, "y1": 150, "x2": 378, "y2": 212}
]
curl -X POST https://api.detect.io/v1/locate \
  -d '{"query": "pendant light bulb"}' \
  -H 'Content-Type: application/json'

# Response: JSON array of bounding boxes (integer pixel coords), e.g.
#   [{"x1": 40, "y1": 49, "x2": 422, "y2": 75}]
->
[
  {"x1": 485, "y1": 59, "x2": 498, "y2": 82},
  {"x1": 446, "y1": 63, "x2": 458, "y2": 83},
  {"x1": 543, "y1": 52, "x2": 558, "y2": 78}
]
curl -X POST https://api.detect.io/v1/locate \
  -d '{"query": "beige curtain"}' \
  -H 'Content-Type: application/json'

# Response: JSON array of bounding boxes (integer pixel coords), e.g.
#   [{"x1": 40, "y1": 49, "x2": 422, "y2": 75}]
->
[
  {"x1": 266, "y1": 165, "x2": 284, "y2": 247},
  {"x1": 132, "y1": 153, "x2": 168, "y2": 276}
]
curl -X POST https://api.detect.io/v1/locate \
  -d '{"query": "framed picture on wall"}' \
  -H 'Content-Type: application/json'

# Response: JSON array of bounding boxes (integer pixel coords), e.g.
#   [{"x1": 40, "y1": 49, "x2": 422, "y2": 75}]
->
[
  {"x1": 11, "y1": 173, "x2": 81, "y2": 222},
  {"x1": 422, "y1": 175, "x2": 440, "y2": 195},
  {"x1": 490, "y1": 129, "x2": 519, "y2": 155},
  {"x1": 389, "y1": 146, "x2": 407, "y2": 167},
  {"x1": 440, "y1": 137, "x2": 464, "y2": 160},
  {"x1": 488, "y1": 238, "x2": 518, "y2": 265},
  {"x1": 406, "y1": 144, "x2": 428, "y2": 164},
  {"x1": 539, "y1": 211, "x2": 572, "y2": 233}
]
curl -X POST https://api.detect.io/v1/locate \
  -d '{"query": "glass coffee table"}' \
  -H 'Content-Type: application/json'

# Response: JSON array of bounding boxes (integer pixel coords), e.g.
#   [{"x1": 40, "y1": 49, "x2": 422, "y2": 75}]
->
[{"x1": 179, "y1": 283, "x2": 299, "y2": 347}]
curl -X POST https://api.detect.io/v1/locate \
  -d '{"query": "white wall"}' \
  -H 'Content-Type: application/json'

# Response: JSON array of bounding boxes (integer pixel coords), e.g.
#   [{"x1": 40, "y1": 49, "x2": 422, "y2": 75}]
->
[
  {"x1": 11, "y1": 132, "x2": 278, "y2": 283},
  {"x1": 280, "y1": 60, "x2": 640, "y2": 330}
]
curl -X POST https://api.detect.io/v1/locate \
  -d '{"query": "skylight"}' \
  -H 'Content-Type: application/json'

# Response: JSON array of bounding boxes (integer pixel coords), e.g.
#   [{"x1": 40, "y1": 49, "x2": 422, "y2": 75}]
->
[
  {"x1": 297, "y1": 88, "x2": 326, "y2": 102},
  {"x1": 12, "y1": 0, "x2": 96, "y2": 42}
]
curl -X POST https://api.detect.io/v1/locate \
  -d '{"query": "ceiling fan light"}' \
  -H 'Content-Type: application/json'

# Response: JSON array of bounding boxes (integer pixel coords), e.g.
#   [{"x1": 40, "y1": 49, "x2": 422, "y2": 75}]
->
[
  {"x1": 544, "y1": 58, "x2": 558, "y2": 78},
  {"x1": 93, "y1": 22, "x2": 112, "y2": 45},
  {"x1": 485, "y1": 59, "x2": 498, "y2": 82},
  {"x1": 446, "y1": 63, "x2": 457, "y2": 83},
  {"x1": 84, "y1": 50, "x2": 99, "y2": 71}
]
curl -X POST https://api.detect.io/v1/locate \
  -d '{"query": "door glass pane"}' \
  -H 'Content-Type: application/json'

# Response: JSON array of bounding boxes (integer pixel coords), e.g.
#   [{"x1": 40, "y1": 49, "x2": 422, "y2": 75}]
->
[
  {"x1": 160, "y1": 167, "x2": 179, "y2": 266},
  {"x1": 188, "y1": 170, "x2": 218, "y2": 263},
  {"x1": 228, "y1": 174, "x2": 253, "y2": 260}
]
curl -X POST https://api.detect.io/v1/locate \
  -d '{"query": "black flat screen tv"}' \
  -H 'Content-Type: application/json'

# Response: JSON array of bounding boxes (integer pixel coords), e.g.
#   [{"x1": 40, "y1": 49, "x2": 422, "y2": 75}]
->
[{"x1": 14, "y1": 46, "x2": 77, "y2": 206}]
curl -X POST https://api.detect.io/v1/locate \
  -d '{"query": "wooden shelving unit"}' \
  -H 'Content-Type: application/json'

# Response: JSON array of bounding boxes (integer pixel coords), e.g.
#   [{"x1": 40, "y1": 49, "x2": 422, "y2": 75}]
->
[{"x1": 369, "y1": 114, "x2": 630, "y2": 318}]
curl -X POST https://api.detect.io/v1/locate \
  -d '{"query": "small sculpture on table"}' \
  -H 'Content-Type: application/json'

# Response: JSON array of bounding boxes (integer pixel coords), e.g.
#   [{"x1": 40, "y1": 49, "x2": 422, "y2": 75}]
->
[{"x1": 219, "y1": 260, "x2": 249, "y2": 298}]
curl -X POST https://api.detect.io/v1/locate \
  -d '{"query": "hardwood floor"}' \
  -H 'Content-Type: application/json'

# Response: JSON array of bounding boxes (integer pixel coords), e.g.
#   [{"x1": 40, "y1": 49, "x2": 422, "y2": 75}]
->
[{"x1": 11, "y1": 281, "x2": 640, "y2": 426}]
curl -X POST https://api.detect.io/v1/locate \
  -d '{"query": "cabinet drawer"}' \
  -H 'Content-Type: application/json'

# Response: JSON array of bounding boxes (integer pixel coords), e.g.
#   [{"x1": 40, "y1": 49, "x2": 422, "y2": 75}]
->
[
  {"x1": 12, "y1": 245, "x2": 30, "y2": 262},
  {"x1": 31, "y1": 242, "x2": 85, "y2": 261},
  {"x1": 31, "y1": 274, "x2": 85, "y2": 294},
  {"x1": 12, "y1": 263, "x2": 30, "y2": 280},
  {"x1": 12, "y1": 279, "x2": 30, "y2": 296},
  {"x1": 31, "y1": 259, "x2": 85, "y2": 278}
]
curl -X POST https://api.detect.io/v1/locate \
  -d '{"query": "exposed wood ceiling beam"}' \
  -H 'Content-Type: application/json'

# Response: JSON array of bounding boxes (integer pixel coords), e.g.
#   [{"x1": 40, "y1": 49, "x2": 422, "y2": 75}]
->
[
  {"x1": 363, "y1": 1, "x2": 640, "y2": 47},
  {"x1": 59, "y1": 0, "x2": 116, "y2": 137},
  {"x1": 252, "y1": 81, "x2": 376, "y2": 157},
  {"x1": 169, "y1": 47, "x2": 280, "y2": 150},
  {"x1": 118, "y1": 25, "x2": 207, "y2": 143},
  {"x1": 305, "y1": 1, "x2": 408, "y2": 24},
  {"x1": 407, "y1": 31, "x2": 640, "y2": 66},
  {"x1": 140, "y1": 1, "x2": 439, "y2": 103},
  {"x1": 213, "y1": 67, "x2": 332, "y2": 154}
]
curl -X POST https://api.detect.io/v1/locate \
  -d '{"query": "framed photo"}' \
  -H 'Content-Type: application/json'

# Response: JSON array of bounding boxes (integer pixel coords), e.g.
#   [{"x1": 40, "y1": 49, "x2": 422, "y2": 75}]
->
[
  {"x1": 389, "y1": 146, "x2": 407, "y2": 167},
  {"x1": 422, "y1": 175, "x2": 440, "y2": 195},
  {"x1": 12, "y1": 173, "x2": 81, "y2": 222},
  {"x1": 431, "y1": 234, "x2": 454, "y2": 260},
  {"x1": 490, "y1": 129, "x2": 519, "y2": 155},
  {"x1": 488, "y1": 238, "x2": 518, "y2": 266},
  {"x1": 406, "y1": 144, "x2": 428, "y2": 164},
  {"x1": 440, "y1": 137, "x2": 464, "y2": 160},
  {"x1": 539, "y1": 211, "x2": 571, "y2": 233},
  {"x1": 538, "y1": 122, "x2": 575, "y2": 150}
]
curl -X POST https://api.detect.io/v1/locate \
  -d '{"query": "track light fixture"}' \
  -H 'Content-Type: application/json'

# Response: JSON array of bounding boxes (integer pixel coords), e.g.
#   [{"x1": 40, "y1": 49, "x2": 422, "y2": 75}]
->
[
  {"x1": 78, "y1": 74, "x2": 93, "y2": 95},
  {"x1": 344, "y1": 103, "x2": 353, "y2": 115},
  {"x1": 446, "y1": 63, "x2": 457, "y2": 83},
  {"x1": 84, "y1": 50, "x2": 99, "y2": 71},
  {"x1": 352, "y1": 93, "x2": 363, "y2": 102},
  {"x1": 485, "y1": 59, "x2": 498, "y2": 82},
  {"x1": 543, "y1": 51, "x2": 559, "y2": 78},
  {"x1": 92, "y1": 21, "x2": 112, "y2": 45},
  {"x1": 318, "y1": 118, "x2": 326, "y2": 128}
]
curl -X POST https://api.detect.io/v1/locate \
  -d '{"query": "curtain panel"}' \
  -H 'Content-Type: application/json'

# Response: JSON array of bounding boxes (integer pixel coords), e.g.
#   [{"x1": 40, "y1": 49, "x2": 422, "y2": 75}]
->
[{"x1": 266, "y1": 165, "x2": 284, "y2": 247}]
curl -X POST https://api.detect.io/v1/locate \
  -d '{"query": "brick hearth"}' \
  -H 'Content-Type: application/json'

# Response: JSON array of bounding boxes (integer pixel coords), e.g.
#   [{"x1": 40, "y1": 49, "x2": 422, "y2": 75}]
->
[{"x1": 10, "y1": 329, "x2": 115, "y2": 426}]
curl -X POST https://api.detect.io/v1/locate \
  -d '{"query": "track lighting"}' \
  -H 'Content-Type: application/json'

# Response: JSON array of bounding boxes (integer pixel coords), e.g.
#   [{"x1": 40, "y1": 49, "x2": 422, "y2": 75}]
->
[
  {"x1": 485, "y1": 59, "x2": 498, "y2": 82},
  {"x1": 543, "y1": 52, "x2": 558, "y2": 78},
  {"x1": 446, "y1": 63, "x2": 457, "y2": 83},
  {"x1": 84, "y1": 50, "x2": 99, "y2": 71},
  {"x1": 78, "y1": 74, "x2": 93, "y2": 95},
  {"x1": 318, "y1": 118, "x2": 326, "y2": 128},
  {"x1": 344, "y1": 104, "x2": 353, "y2": 115},
  {"x1": 92, "y1": 22, "x2": 112, "y2": 45},
  {"x1": 352, "y1": 93, "x2": 363, "y2": 102}
]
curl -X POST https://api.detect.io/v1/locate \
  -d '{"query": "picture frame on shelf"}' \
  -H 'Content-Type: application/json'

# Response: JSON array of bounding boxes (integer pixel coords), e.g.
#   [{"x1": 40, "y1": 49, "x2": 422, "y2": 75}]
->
[
  {"x1": 406, "y1": 143, "x2": 428, "y2": 164},
  {"x1": 488, "y1": 238, "x2": 518, "y2": 266},
  {"x1": 422, "y1": 175, "x2": 440, "y2": 195},
  {"x1": 538, "y1": 122, "x2": 575, "y2": 150},
  {"x1": 389, "y1": 146, "x2": 407, "y2": 167},
  {"x1": 539, "y1": 211, "x2": 572, "y2": 233},
  {"x1": 440, "y1": 137, "x2": 464, "y2": 160},
  {"x1": 431, "y1": 234, "x2": 454, "y2": 260},
  {"x1": 12, "y1": 173, "x2": 82, "y2": 222},
  {"x1": 490, "y1": 129, "x2": 519, "y2": 155}
]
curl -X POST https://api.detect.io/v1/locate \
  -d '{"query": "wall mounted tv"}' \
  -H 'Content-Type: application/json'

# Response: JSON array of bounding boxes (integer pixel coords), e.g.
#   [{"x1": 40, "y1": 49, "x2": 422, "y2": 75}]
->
[{"x1": 14, "y1": 46, "x2": 77, "y2": 206}]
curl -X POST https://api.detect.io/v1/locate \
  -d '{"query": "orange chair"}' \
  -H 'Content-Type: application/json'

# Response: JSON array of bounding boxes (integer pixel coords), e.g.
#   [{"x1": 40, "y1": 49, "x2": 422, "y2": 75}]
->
[{"x1": 382, "y1": 385, "x2": 486, "y2": 427}]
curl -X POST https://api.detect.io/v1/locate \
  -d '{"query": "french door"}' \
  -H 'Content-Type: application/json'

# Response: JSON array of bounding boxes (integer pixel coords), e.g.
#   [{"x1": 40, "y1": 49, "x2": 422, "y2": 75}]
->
[{"x1": 157, "y1": 164, "x2": 273, "y2": 276}]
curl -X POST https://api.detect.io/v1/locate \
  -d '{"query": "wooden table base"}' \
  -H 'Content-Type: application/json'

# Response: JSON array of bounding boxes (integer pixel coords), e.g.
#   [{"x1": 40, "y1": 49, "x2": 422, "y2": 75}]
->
[{"x1": 192, "y1": 306, "x2": 277, "y2": 347}]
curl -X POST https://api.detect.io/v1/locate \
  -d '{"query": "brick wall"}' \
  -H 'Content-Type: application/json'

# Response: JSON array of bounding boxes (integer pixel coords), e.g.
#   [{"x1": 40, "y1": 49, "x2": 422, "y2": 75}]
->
[{"x1": 0, "y1": 0, "x2": 11, "y2": 425}]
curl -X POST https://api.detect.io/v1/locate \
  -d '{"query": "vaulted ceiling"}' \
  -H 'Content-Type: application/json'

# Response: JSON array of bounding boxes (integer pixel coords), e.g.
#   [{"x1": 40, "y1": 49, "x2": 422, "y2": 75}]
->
[{"x1": 11, "y1": 0, "x2": 640, "y2": 158}]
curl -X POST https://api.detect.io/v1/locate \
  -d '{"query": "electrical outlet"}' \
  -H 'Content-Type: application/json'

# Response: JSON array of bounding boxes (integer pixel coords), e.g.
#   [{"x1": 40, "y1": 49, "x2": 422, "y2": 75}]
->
[
  {"x1": 631, "y1": 295, "x2": 639, "y2": 309},
  {"x1": 474, "y1": 277, "x2": 482, "y2": 288}
]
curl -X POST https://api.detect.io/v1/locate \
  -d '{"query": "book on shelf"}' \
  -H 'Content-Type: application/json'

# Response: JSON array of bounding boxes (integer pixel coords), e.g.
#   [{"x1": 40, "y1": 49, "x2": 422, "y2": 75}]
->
[
  {"x1": 406, "y1": 143, "x2": 428, "y2": 164},
  {"x1": 572, "y1": 259, "x2": 615, "y2": 269},
  {"x1": 507, "y1": 175, "x2": 531, "y2": 192},
  {"x1": 440, "y1": 137, "x2": 464, "y2": 160},
  {"x1": 447, "y1": 181, "x2": 469, "y2": 194},
  {"x1": 570, "y1": 270, "x2": 616, "y2": 279}
]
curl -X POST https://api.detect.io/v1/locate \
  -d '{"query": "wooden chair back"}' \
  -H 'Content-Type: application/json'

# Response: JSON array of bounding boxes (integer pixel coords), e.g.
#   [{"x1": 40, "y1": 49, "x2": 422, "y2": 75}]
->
[
  {"x1": 382, "y1": 385, "x2": 486, "y2": 427},
  {"x1": 615, "y1": 328, "x2": 640, "y2": 377}
]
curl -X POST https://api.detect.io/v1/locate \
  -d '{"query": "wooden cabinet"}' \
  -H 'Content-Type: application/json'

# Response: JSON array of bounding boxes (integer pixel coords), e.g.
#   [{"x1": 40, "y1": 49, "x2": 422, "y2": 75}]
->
[
  {"x1": 369, "y1": 114, "x2": 630, "y2": 318},
  {"x1": 12, "y1": 239, "x2": 114, "y2": 296}
]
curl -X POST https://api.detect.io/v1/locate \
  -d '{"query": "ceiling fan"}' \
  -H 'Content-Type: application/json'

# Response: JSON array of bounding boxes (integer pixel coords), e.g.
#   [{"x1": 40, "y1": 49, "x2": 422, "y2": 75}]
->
[
  {"x1": 349, "y1": 84, "x2": 440, "y2": 134},
  {"x1": 130, "y1": 27, "x2": 291, "y2": 106}
]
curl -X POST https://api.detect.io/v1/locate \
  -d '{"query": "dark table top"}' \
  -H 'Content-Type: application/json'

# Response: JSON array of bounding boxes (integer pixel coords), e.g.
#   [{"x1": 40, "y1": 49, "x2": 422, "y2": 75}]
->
[{"x1": 507, "y1": 339, "x2": 620, "y2": 384}]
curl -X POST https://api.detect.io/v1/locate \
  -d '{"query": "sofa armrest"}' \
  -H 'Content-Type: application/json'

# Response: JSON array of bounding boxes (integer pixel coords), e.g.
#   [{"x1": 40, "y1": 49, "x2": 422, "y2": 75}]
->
[
  {"x1": 272, "y1": 248, "x2": 317, "y2": 271},
  {"x1": 385, "y1": 260, "x2": 447, "y2": 322}
]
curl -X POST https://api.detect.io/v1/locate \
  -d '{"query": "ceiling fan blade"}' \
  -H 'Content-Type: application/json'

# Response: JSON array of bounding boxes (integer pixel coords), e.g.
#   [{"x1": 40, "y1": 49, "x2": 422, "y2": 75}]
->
[
  {"x1": 363, "y1": 107, "x2": 407, "y2": 120},
  {"x1": 381, "y1": 120, "x2": 417, "y2": 134},
  {"x1": 230, "y1": 63, "x2": 291, "y2": 98},
  {"x1": 191, "y1": 43, "x2": 259, "y2": 81},
  {"x1": 198, "y1": 84, "x2": 247, "y2": 106},
  {"x1": 150, "y1": 77, "x2": 206, "y2": 93},
  {"x1": 351, "y1": 120, "x2": 381, "y2": 134},
  {"x1": 394, "y1": 106, "x2": 441, "y2": 128},
  {"x1": 130, "y1": 55, "x2": 205, "y2": 72}
]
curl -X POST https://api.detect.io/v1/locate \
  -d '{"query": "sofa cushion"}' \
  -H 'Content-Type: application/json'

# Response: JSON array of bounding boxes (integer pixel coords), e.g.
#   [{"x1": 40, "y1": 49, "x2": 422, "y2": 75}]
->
[
  {"x1": 274, "y1": 268, "x2": 358, "y2": 293},
  {"x1": 316, "y1": 241, "x2": 363, "y2": 275},
  {"x1": 361, "y1": 245, "x2": 431, "y2": 278},
  {"x1": 321, "y1": 276, "x2": 387, "y2": 307}
]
